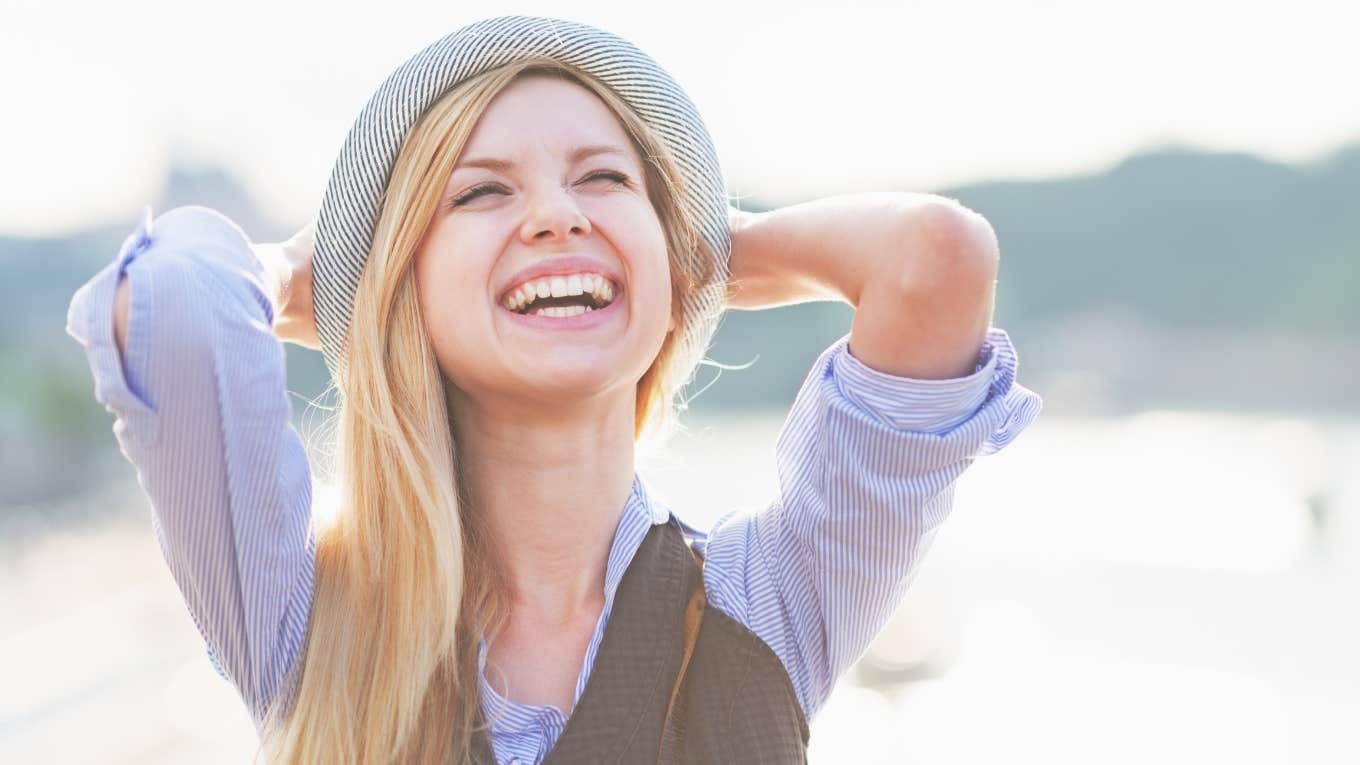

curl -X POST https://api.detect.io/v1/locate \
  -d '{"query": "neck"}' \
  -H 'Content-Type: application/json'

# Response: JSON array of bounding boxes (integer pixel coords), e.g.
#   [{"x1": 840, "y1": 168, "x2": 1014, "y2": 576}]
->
[{"x1": 450, "y1": 385, "x2": 637, "y2": 626}]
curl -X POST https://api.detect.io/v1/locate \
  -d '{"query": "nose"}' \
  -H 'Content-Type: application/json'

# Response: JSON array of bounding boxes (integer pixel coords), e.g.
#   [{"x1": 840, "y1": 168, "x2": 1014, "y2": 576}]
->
[{"x1": 519, "y1": 184, "x2": 592, "y2": 245}]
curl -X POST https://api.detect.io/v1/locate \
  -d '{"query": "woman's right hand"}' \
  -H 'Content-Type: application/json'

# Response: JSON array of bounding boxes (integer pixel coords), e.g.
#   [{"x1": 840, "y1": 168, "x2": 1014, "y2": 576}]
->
[
  {"x1": 114, "y1": 219, "x2": 321, "y2": 357},
  {"x1": 253, "y1": 220, "x2": 320, "y2": 350}
]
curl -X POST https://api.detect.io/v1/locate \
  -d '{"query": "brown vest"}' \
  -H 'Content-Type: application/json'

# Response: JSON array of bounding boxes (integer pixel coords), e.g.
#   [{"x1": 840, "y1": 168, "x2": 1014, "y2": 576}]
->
[{"x1": 470, "y1": 516, "x2": 810, "y2": 764}]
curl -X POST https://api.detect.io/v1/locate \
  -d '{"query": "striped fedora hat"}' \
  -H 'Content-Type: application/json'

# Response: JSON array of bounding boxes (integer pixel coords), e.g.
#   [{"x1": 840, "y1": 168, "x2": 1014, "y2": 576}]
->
[{"x1": 313, "y1": 14, "x2": 732, "y2": 395}]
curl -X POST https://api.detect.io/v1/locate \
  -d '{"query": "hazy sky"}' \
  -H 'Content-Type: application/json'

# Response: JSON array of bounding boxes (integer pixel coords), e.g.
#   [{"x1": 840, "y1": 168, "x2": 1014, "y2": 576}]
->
[{"x1": 3, "y1": 0, "x2": 1356, "y2": 236}]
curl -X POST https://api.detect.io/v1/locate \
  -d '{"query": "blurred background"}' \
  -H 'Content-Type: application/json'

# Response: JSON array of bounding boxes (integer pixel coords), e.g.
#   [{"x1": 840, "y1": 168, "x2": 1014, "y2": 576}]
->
[{"x1": 2, "y1": 0, "x2": 1357, "y2": 762}]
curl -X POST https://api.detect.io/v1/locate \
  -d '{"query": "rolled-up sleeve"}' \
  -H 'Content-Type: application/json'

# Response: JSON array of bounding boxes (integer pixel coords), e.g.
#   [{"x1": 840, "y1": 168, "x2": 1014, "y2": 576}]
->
[
  {"x1": 65, "y1": 205, "x2": 316, "y2": 729},
  {"x1": 695, "y1": 326, "x2": 1042, "y2": 720}
]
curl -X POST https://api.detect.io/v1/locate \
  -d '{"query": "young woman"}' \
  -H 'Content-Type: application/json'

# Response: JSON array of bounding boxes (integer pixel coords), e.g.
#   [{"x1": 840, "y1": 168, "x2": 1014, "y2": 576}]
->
[{"x1": 67, "y1": 16, "x2": 1041, "y2": 765}]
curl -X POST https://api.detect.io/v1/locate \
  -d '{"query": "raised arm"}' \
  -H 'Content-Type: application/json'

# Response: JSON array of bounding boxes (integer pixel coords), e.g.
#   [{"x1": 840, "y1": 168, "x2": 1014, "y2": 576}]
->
[
  {"x1": 726, "y1": 192, "x2": 999, "y2": 378},
  {"x1": 696, "y1": 193, "x2": 1041, "y2": 720},
  {"x1": 67, "y1": 206, "x2": 317, "y2": 729}
]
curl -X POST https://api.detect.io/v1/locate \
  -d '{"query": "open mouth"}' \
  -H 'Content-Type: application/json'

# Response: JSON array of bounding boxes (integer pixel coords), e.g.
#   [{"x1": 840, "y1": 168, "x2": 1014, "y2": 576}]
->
[{"x1": 499, "y1": 273, "x2": 620, "y2": 318}]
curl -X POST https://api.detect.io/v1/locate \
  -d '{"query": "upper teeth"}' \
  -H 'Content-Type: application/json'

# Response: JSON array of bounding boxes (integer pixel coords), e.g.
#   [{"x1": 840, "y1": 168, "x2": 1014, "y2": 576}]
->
[{"x1": 502, "y1": 272, "x2": 616, "y2": 313}]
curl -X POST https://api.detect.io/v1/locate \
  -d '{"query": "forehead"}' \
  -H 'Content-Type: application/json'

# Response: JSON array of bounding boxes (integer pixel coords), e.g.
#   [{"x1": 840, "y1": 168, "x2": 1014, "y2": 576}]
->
[{"x1": 456, "y1": 75, "x2": 639, "y2": 166}]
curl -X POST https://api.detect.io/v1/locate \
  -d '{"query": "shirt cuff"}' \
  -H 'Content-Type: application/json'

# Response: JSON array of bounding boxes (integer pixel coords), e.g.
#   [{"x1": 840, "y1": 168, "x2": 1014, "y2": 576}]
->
[
  {"x1": 65, "y1": 205, "x2": 161, "y2": 424},
  {"x1": 828, "y1": 326, "x2": 1032, "y2": 435}
]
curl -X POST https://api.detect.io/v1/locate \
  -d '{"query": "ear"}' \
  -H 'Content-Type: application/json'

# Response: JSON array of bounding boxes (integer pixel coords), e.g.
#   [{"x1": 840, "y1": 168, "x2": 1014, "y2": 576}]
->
[{"x1": 668, "y1": 313, "x2": 678, "y2": 333}]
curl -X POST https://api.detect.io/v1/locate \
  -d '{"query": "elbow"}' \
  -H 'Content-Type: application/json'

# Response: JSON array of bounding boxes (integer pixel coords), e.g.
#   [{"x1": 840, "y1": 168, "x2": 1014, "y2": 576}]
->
[{"x1": 889, "y1": 199, "x2": 999, "y2": 299}]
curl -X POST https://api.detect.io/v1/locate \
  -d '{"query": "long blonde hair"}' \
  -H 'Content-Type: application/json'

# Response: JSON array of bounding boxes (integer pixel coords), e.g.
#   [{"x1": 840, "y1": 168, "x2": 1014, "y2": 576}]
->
[{"x1": 255, "y1": 59, "x2": 722, "y2": 764}]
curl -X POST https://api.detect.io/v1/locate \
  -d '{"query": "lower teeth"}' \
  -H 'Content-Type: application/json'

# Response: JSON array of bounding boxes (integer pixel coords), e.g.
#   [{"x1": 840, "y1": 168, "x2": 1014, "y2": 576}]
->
[{"x1": 530, "y1": 305, "x2": 596, "y2": 318}]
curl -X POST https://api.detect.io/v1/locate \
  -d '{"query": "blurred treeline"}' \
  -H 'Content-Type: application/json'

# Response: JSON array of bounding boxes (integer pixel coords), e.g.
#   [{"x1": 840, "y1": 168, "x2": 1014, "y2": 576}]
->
[{"x1": 3, "y1": 141, "x2": 1357, "y2": 506}]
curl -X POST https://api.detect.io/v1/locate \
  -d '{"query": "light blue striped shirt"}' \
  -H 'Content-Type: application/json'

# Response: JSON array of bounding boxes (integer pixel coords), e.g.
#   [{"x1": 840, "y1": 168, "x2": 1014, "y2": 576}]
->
[{"x1": 66, "y1": 206, "x2": 1042, "y2": 764}]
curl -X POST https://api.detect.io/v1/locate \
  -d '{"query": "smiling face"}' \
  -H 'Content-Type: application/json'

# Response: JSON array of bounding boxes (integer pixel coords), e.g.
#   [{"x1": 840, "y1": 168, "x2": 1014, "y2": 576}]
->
[{"x1": 414, "y1": 74, "x2": 676, "y2": 410}]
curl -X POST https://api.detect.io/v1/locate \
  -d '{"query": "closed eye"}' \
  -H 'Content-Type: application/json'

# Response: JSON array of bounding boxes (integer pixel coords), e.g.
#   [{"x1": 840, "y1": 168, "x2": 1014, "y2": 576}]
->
[
  {"x1": 449, "y1": 170, "x2": 633, "y2": 207},
  {"x1": 584, "y1": 170, "x2": 631, "y2": 187}
]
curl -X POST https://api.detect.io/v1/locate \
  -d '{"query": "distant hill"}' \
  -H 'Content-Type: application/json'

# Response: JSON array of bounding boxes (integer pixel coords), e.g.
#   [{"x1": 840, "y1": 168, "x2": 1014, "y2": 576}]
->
[
  {"x1": 959, "y1": 143, "x2": 1359, "y2": 338},
  {"x1": 3, "y1": 142, "x2": 1356, "y2": 505}
]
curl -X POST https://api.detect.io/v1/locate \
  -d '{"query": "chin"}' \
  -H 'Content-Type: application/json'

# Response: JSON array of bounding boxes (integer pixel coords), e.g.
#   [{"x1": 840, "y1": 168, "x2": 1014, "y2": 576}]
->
[
  {"x1": 524, "y1": 361, "x2": 639, "y2": 394},
  {"x1": 522, "y1": 345, "x2": 662, "y2": 395}
]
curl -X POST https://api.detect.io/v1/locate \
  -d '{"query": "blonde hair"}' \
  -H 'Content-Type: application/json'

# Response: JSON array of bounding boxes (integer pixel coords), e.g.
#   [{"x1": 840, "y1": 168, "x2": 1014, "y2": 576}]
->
[{"x1": 254, "y1": 59, "x2": 722, "y2": 763}]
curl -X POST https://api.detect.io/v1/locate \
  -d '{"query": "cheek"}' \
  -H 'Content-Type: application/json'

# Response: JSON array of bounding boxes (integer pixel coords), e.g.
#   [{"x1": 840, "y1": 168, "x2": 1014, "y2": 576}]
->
[
  {"x1": 651, "y1": 247, "x2": 677, "y2": 334},
  {"x1": 413, "y1": 252, "x2": 447, "y2": 333},
  {"x1": 413, "y1": 247, "x2": 479, "y2": 358},
  {"x1": 626, "y1": 215, "x2": 673, "y2": 317}
]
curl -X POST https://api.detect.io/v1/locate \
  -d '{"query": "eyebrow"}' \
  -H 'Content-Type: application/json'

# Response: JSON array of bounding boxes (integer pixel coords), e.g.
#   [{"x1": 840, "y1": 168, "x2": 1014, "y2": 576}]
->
[{"x1": 452, "y1": 144, "x2": 633, "y2": 173}]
